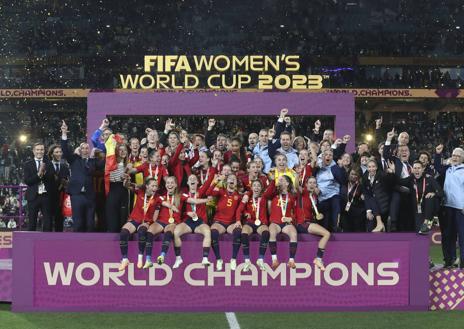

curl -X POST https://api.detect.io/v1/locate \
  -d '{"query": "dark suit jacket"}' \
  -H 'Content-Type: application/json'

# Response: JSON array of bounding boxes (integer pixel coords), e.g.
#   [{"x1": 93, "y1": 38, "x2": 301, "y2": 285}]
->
[
  {"x1": 24, "y1": 158, "x2": 54, "y2": 201},
  {"x1": 61, "y1": 139, "x2": 104, "y2": 198},
  {"x1": 46, "y1": 161, "x2": 70, "y2": 198}
]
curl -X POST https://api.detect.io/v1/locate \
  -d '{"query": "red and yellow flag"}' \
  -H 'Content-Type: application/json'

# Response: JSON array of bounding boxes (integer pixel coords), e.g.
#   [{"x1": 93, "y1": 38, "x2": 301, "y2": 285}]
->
[{"x1": 104, "y1": 134, "x2": 123, "y2": 195}]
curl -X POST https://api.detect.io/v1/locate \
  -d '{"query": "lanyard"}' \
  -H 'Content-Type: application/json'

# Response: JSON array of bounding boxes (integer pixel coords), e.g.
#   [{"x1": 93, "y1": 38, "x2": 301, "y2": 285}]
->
[
  {"x1": 149, "y1": 164, "x2": 159, "y2": 179},
  {"x1": 200, "y1": 168, "x2": 209, "y2": 184},
  {"x1": 309, "y1": 193, "x2": 320, "y2": 216},
  {"x1": 347, "y1": 183, "x2": 359, "y2": 203},
  {"x1": 190, "y1": 192, "x2": 196, "y2": 212},
  {"x1": 166, "y1": 194, "x2": 174, "y2": 218},
  {"x1": 300, "y1": 166, "x2": 306, "y2": 187},
  {"x1": 279, "y1": 194, "x2": 288, "y2": 217},
  {"x1": 414, "y1": 177, "x2": 426, "y2": 205},
  {"x1": 252, "y1": 196, "x2": 261, "y2": 220},
  {"x1": 143, "y1": 193, "x2": 153, "y2": 215}
]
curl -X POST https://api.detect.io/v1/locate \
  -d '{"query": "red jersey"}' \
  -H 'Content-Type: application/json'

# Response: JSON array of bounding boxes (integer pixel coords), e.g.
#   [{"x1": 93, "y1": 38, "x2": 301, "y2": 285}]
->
[
  {"x1": 135, "y1": 162, "x2": 169, "y2": 186},
  {"x1": 240, "y1": 174, "x2": 269, "y2": 192},
  {"x1": 235, "y1": 192, "x2": 269, "y2": 225},
  {"x1": 262, "y1": 181, "x2": 297, "y2": 225},
  {"x1": 196, "y1": 167, "x2": 214, "y2": 186},
  {"x1": 296, "y1": 189, "x2": 318, "y2": 225},
  {"x1": 296, "y1": 163, "x2": 313, "y2": 188},
  {"x1": 168, "y1": 144, "x2": 199, "y2": 188},
  {"x1": 207, "y1": 186, "x2": 241, "y2": 225},
  {"x1": 157, "y1": 193, "x2": 188, "y2": 225},
  {"x1": 182, "y1": 167, "x2": 216, "y2": 221},
  {"x1": 129, "y1": 189, "x2": 160, "y2": 224}
]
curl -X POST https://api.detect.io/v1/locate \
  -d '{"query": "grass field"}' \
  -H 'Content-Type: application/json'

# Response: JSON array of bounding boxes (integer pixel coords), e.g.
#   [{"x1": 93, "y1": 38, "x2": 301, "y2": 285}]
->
[{"x1": 2, "y1": 245, "x2": 463, "y2": 329}]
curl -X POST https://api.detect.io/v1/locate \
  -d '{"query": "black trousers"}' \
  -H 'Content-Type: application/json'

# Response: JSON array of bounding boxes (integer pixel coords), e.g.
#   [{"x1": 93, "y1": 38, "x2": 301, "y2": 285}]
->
[
  {"x1": 413, "y1": 196, "x2": 437, "y2": 231},
  {"x1": 27, "y1": 194, "x2": 51, "y2": 231},
  {"x1": 105, "y1": 182, "x2": 129, "y2": 233},
  {"x1": 71, "y1": 194, "x2": 96, "y2": 232},
  {"x1": 49, "y1": 192, "x2": 63, "y2": 232},
  {"x1": 341, "y1": 206, "x2": 366, "y2": 232}
]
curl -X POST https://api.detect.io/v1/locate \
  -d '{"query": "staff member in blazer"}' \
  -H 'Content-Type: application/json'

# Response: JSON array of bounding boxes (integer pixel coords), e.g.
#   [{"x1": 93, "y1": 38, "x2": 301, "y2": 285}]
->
[
  {"x1": 24, "y1": 142, "x2": 54, "y2": 231},
  {"x1": 47, "y1": 144, "x2": 70, "y2": 232},
  {"x1": 61, "y1": 121, "x2": 104, "y2": 232},
  {"x1": 408, "y1": 160, "x2": 443, "y2": 234}
]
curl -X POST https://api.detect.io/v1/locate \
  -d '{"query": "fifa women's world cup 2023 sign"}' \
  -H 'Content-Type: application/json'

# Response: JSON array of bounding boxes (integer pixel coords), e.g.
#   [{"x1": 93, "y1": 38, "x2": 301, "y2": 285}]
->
[{"x1": 119, "y1": 55, "x2": 324, "y2": 90}]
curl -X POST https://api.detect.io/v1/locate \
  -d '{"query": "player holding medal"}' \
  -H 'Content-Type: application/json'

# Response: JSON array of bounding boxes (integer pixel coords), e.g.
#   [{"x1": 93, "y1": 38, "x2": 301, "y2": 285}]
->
[
  {"x1": 296, "y1": 176, "x2": 330, "y2": 271},
  {"x1": 172, "y1": 168, "x2": 217, "y2": 268},
  {"x1": 236, "y1": 180, "x2": 270, "y2": 271},
  {"x1": 263, "y1": 172, "x2": 298, "y2": 270}
]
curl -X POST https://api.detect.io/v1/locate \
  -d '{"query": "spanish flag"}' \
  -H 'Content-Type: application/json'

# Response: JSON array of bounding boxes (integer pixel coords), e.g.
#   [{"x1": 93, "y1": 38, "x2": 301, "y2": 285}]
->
[{"x1": 104, "y1": 134, "x2": 124, "y2": 196}]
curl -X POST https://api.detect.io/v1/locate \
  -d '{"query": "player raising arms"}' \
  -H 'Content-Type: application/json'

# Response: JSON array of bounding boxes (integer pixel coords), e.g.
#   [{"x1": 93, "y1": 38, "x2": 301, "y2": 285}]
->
[
  {"x1": 172, "y1": 167, "x2": 217, "y2": 268},
  {"x1": 236, "y1": 180, "x2": 270, "y2": 271},
  {"x1": 129, "y1": 149, "x2": 169, "y2": 188},
  {"x1": 296, "y1": 176, "x2": 330, "y2": 271},
  {"x1": 207, "y1": 174, "x2": 242, "y2": 271},
  {"x1": 118, "y1": 177, "x2": 160, "y2": 271},
  {"x1": 264, "y1": 173, "x2": 298, "y2": 269}
]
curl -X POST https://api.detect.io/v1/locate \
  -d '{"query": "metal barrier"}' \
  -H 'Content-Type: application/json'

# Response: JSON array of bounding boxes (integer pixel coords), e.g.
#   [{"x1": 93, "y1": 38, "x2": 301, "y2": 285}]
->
[{"x1": 0, "y1": 185, "x2": 27, "y2": 231}]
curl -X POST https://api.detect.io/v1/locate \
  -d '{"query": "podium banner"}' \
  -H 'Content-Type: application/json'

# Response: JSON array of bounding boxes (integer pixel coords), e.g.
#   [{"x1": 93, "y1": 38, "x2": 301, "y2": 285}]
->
[{"x1": 12, "y1": 232, "x2": 429, "y2": 312}]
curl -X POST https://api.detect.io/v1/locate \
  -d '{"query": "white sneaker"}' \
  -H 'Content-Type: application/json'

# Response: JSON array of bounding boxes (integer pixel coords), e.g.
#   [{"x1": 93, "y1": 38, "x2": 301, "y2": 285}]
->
[
  {"x1": 137, "y1": 255, "x2": 144, "y2": 269},
  {"x1": 216, "y1": 259, "x2": 224, "y2": 271},
  {"x1": 201, "y1": 257, "x2": 211, "y2": 266},
  {"x1": 119, "y1": 259, "x2": 129, "y2": 272},
  {"x1": 243, "y1": 259, "x2": 251, "y2": 272},
  {"x1": 173, "y1": 257, "x2": 183, "y2": 269},
  {"x1": 256, "y1": 258, "x2": 266, "y2": 271},
  {"x1": 230, "y1": 258, "x2": 237, "y2": 271}
]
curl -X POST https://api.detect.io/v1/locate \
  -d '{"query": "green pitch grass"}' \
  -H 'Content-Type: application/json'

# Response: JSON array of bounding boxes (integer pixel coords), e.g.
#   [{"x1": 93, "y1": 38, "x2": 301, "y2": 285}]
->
[
  {"x1": 1, "y1": 304, "x2": 463, "y2": 329},
  {"x1": 2, "y1": 245, "x2": 462, "y2": 329}
]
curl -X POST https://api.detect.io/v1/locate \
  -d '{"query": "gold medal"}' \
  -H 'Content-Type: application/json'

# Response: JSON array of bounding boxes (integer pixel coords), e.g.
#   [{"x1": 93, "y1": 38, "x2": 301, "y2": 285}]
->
[
  {"x1": 316, "y1": 213, "x2": 323, "y2": 220},
  {"x1": 254, "y1": 219, "x2": 261, "y2": 226},
  {"x1": 192, "y1": 214, "x2": 199, "y2": 222},
  {"x1": 168, "y1": 217, "x2": 175, "y2": 224}
]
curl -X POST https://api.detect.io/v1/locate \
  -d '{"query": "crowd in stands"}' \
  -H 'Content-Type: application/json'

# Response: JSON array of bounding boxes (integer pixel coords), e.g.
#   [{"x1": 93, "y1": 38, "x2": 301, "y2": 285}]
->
[{"x1": 1, "y1": 0, "x2": 464, "y2": 88}]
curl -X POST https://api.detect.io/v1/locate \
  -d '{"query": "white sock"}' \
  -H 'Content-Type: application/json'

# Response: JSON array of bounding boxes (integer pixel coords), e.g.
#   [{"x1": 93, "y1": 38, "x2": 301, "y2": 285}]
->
[
  {"x1": 245, "y1": 258, "x2": 251, "y2": 263},
  {"x1": 122, "y1": 257, "x2": 128, "y2": 262},
  {"x1": 137, "y1": 254, "x2": 143, "y2": 262},
  {"x1": 202, "y1": 257, "x2": 209, "y2": 262},
  {"x1": 271, "y1": 255, "x2": 277, "y2": 261},
  {"x1": 176, "y1": 256, "x2": 182, "y2": 261},
  {"x1": 289, "y1": 258, "x2": 295, "y2": 262}
]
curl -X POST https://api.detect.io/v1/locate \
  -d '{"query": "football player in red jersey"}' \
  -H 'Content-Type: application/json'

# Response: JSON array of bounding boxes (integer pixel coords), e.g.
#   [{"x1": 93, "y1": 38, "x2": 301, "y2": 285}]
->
[
  {"x1": 240, "y1": 161, "x2": 269, "y2": 192},
  {"x1": 144, "y1": 176, "x2": 208, "y2": 268},
  {"x1": 118, "y1": 178, "x2": 160, "y2": 271},
  {"x1": 131, "y1": 149, "x2": 169, "y2": 188},
  {"x1": 172, "y1": 168, "x2": 216, "y2": 268},
  {"x1": 236, "y1": 179, "x2": 270, "y2": 271},
  {"x1": 207, "y1": 174, "x2": 242, "y2": 271},
  {"x1": 263, "y1": 173, "x2": 299, "y2": 269},
  {"x1": 296, "y1": 176, "x2": 330, "y2": 271}
]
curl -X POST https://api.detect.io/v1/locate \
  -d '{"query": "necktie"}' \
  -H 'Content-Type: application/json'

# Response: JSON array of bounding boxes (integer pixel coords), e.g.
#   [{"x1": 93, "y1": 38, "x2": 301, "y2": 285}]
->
[
  {"x1": 37, "y1": 160, "x2": 41, "y2": 171},
  {"x1": 55, "y1": 163, "x2": 60, "y2": 173}
]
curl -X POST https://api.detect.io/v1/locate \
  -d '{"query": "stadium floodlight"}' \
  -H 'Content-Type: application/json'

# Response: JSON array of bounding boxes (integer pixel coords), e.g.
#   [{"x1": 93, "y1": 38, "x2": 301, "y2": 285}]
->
[
  {"x1": 365, "y1": 134, "x2": 373, "y2": 142},
  {"x1": 19, "y1": 134, "x2": 28, "y2": 143}
]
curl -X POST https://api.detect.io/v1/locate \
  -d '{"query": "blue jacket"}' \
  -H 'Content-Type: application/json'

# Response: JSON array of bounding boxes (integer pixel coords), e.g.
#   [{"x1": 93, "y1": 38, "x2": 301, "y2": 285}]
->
[
  {"x1": 435, "y1": 154, "x2": 464, "y2": 209},
  {"x1": 90, "y1": 129, "x2": 106, "y2": 153},
  {"x1": 315, "y1": 161, "x2": 347, "y2": 202}
]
